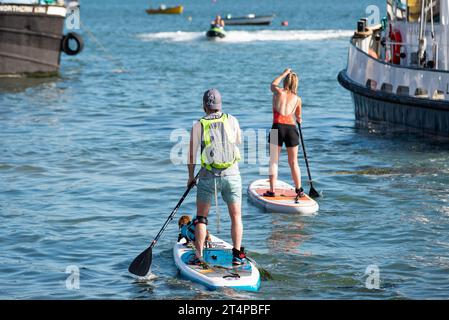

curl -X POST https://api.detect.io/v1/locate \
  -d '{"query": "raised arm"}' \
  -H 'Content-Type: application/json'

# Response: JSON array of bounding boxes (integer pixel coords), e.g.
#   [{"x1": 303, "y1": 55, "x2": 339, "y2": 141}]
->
[{"x1": 271, "y1": 68, "x2": 291, "y2": 94}]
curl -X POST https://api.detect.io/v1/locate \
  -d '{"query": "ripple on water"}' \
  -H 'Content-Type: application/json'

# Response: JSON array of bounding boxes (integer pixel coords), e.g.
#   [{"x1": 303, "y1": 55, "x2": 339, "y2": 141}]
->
[{"x1": 1, "y1": 0, "x2": 449, "y2": 300}]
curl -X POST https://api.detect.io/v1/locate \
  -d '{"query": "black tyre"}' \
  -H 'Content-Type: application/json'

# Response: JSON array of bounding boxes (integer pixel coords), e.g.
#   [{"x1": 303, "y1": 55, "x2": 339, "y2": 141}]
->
[{"x1": 61, "y1": 32, "x2": 84, "y2": 56}]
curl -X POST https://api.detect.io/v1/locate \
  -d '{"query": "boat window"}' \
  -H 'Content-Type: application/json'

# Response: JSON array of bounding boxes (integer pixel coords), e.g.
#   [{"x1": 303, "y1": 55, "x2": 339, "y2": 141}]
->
[
  {"x1": 366, "y1": 79, "x2": 377, "y2": 90},
  {"x1": 414, "y1": 88, "x2": 429, "y2": 98},
  {"x1": 397, "y1": 85, "x2": 410, "y2": 95},
  {"x1": 432, "y1": 90, "x2": 445, "y2": 100},
  {"x1": 381, "y1": 83, "x2": 393, "y2": 93}
]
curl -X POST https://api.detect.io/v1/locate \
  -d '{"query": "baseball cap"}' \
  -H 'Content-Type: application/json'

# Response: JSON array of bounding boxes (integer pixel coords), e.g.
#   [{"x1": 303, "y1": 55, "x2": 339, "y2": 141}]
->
[{"x1": 203, "y1": 88, "x2": 222, "y2": 111}]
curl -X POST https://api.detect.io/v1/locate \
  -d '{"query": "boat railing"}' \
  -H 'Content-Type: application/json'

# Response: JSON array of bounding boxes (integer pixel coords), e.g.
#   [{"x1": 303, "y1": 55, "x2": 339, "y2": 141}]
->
[
  {"x1": 352, "y1": 31, "x2": 449, "y2": 71},
  {"x1": 0, "y1": 0, "x2": 65, "y2": 5},
  {"x1": 0, "y1": 1, "x2": 67, "y2": 16},
  {"x1": 382, "y1": 40, "x2": 449, "y2": 70},
  {"x1": 347, "y1": 41, "x2": 449, "y2": 102},
  {"x1": 384, "y1": 41, "x2": 449, "y2": 50}
]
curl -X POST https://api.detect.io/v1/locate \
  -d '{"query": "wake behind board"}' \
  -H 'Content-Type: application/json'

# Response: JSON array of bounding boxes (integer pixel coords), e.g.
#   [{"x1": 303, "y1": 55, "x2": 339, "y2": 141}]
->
[
  {"x1": 248, "y1": 179, "x2": 319, "y2": 214},
  {"x1": 173, "y1": 234, "x2": 260, "y2": 291}
]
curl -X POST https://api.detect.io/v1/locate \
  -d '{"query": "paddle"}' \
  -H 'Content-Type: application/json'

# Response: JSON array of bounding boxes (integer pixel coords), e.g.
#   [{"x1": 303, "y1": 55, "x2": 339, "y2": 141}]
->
[
  {"x1": 246, "y1": 256, "x2": 273, "y2": 281},
  {"x1": 297, "y1": 121, "x2": 320, "y2": 198},
  {"x1": 128, "y1": 172, "x2": 200, "y2": 277}
]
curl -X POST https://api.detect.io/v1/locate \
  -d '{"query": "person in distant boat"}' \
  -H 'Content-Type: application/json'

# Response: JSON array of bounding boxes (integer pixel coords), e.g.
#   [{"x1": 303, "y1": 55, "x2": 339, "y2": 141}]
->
[
  {"x1": 187, "y1": 89, "x2": 246, "y2": 266},
  {"x1": 265, "y1": 69, "x2": 305, "y2": 201},
  {"x1": 211, "y1": 15, "x2": 225, "y2": 28}
]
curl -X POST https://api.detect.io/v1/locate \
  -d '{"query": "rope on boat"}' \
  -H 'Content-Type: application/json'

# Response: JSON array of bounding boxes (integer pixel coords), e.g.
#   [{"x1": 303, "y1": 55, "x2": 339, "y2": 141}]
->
[{"x1": 80, "y1": 21, "x2": 128, "y2": 73}]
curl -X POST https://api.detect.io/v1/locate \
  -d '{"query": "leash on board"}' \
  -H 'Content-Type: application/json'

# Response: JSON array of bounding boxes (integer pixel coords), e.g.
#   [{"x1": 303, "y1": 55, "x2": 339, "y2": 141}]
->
[{"x1": 214, "y1": 178, "x2": 220, "y2": 234}]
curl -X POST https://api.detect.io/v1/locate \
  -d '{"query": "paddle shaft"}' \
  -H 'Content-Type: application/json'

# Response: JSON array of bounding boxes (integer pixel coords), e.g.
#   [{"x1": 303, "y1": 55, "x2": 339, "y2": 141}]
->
[
  {"x1": 297, "y1": 122, "x2": 316, "y2": 188},
  {"x1": 149, "y1": 172, "x2": 200, "y2": 249}
]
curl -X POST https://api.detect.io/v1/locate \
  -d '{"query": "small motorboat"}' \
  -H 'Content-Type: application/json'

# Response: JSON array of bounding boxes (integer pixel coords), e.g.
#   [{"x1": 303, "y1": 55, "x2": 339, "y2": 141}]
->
[
  {"x1": 223, "y1": 14, "x2": 275, "y2": 26},
  {"x1": 206, "y1": 26, "x2": 226, "y2": 39},
  {"x1": 145, "y1": 4, "x2": 183, "y2": 15}
]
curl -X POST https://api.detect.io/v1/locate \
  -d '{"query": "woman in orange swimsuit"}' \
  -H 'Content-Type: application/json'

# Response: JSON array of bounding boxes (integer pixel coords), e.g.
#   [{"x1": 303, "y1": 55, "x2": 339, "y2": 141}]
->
[{"x1": 265, "y1": 68, "x2": 304, "y2": 199}]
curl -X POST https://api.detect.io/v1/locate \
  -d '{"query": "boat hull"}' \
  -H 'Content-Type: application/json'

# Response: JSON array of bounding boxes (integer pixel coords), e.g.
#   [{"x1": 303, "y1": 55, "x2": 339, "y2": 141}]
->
[
  {"x1": 0, "y1": 10, "x2": 65, "y2": 76},
  {"x1": 338, "y1": 70, "x2": 449, "y2": 136},
  {"x1": 146, "y1": 6, "x2": 183, "y2": 15},
  {"x1": 224, "y1": 15, "x2": 274, "y2": 26}
]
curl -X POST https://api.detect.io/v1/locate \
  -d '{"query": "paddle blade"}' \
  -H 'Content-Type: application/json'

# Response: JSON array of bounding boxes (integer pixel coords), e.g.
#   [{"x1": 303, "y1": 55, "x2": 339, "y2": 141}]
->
[
  {"x1": 247, "y1": 256, "x2": 273, "y2": 281},
  {"x1": 309, "y1": 186, "x2": 320, "y2": 198},
  {"x1": 128, "y1": 247, "x2": 152, "y2": 277},
  {"x1": 258, "y1": 267, "x2": 273, "y2": 281}
]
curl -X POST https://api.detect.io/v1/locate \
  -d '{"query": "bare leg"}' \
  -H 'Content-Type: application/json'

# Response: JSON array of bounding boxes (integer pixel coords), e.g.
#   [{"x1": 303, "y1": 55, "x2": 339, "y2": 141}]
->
[
  {"x1": 269, "y1": 144, "x2": 282, "y2": 193},
  {"x1": 227, "y1": 202, "x2": 242, "y2": 250},
  {"x1": 194, "y1": 200, "x2": 210, "y2": 259},
  {"x1": 287, "y1": 146, "x2": 301, "y2": 189}
]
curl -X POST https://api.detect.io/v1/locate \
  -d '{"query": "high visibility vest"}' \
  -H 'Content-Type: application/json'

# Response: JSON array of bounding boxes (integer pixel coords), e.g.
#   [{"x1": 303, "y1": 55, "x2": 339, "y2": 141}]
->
[{"x1": 200, "y1": 113, "x2": 241, "y2": 171}]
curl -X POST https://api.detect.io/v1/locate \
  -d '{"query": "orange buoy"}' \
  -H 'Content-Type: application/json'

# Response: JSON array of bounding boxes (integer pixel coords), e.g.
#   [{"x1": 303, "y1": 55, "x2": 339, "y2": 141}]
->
[{"x1": 281, "y1": 21, "x2": 289, "y2": 26}]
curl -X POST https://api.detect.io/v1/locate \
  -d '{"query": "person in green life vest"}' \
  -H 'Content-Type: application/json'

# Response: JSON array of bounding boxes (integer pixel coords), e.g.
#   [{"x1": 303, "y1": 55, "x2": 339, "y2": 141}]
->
[{"x1": 187, "y1": 88, "x2": 247, "y2": 266}]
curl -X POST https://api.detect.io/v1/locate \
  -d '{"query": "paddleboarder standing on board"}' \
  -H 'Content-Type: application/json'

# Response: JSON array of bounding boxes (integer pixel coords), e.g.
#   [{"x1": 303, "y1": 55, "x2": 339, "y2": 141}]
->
[
  {"x1": 187, "y1": 88, "x2": 247, "y2": 266},
  {"x1": 265, "y1": 69, "x2": 305, "y2": 201}
]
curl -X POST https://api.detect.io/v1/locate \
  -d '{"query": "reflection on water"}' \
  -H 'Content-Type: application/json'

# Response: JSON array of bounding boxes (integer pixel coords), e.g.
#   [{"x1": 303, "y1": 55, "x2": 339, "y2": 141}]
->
[
  {"x1": 0, "y1": 76, "x2": 59, "y2": 93},
  {"x1": 2, "y1": 0, "x2": 449, "y2": 300},
  {"x1": 335, "y1": 166, "x2": 449, "y2": 176},
  {"x1": 355, "y1": 119, "x2": 449, "y2": 143},
  {"x1": 267, "y1": 213, "x2": 310, "y2": 255}
]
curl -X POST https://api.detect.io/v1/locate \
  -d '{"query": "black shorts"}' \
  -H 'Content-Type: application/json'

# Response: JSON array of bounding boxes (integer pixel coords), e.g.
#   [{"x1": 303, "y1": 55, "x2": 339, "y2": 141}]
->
[{"x1": 268, "y1": 123, "x2": 300, "y2": 148}]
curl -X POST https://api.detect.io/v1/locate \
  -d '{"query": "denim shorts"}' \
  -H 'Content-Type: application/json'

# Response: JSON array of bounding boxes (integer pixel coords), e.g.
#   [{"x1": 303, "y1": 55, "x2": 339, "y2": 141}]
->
[{"x1": 196, "y1": 175, "x2": 242, "y2": 205}]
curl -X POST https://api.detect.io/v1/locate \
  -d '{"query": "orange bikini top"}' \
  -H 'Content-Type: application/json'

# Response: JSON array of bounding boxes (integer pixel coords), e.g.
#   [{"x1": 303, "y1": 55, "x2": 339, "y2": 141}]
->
[{"x1": 273, "y1": 96, "x2": 299, "y2": 125}]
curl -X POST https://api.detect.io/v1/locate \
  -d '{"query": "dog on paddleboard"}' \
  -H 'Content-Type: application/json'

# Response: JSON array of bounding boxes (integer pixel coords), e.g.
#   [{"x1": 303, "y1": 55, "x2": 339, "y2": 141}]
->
[{"x1": 178, "y1": 215, "x2": 211, "y2": 246}]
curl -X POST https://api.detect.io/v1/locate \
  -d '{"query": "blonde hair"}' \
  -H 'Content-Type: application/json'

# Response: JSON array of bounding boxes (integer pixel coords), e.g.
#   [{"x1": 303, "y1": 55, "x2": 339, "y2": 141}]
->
[{"x1": 283, "y1": 72, "x2": 299, "y2": 95}]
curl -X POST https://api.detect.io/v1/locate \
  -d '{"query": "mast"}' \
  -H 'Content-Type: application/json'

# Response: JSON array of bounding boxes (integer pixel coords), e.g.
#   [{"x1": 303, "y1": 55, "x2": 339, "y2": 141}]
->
[
  {"x1": 418, "y1": 0, "x2": 427, "y2": 65},
  {"x1": 430, "y1": 0, "x2": 438, "y2": 69},
  {"x1": 442, "y1": 0, "x2": 449, "y2": 70}
]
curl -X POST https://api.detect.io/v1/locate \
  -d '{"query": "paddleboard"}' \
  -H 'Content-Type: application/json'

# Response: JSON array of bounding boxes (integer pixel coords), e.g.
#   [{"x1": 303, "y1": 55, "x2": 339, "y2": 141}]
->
[
  {"x1": 248, "y1": 179, "x2": 319, "y2": 214},
  {"x1": 173, "y1": 234, "x2": 261, "y2": 291}
]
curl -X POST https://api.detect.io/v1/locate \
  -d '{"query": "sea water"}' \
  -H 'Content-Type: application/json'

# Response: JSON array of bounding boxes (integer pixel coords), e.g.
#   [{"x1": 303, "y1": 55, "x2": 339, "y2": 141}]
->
[{"x1": 1, "y1": 0, "x2": 449, "y2": 299}]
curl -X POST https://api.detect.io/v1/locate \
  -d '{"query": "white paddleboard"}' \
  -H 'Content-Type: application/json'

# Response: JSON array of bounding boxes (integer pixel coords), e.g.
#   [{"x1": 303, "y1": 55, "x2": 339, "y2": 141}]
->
[
  {"x1": 173, "y1": 234, "x2": 261, "y2": 291},
  {"x1": 248, "y1": 179, "x2": 319, "y2": 214}
]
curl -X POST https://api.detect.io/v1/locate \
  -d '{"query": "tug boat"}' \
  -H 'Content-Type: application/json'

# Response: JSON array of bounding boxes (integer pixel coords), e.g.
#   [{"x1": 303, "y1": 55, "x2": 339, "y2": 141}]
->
[
  {"x1": 0, "y1": 0, "x2": 83, "y2": 77},
  {"x1": 338, "y1": 0, "x2": 449, "y2": 136}
]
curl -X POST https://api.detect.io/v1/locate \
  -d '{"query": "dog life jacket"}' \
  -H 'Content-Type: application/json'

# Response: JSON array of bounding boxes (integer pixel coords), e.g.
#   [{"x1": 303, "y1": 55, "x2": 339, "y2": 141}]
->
[
  {"x1": 180, "y1": 221, "x2": 196, "y2": 242},
  {"x1": 200, "y1": 113, "x2": 241, "y2": 171}
]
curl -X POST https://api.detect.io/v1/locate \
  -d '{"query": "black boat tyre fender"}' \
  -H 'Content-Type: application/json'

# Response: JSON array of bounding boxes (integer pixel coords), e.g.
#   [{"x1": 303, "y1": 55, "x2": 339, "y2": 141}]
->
[{"x1": 61, "y1": 32, "x2": 84, "y2": 56}]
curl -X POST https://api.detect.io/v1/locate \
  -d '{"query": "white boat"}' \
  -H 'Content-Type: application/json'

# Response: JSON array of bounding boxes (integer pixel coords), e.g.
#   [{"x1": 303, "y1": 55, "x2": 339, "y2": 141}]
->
[{"x1": 338, "y1": 0, "x2": 449, "y2": 136}]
